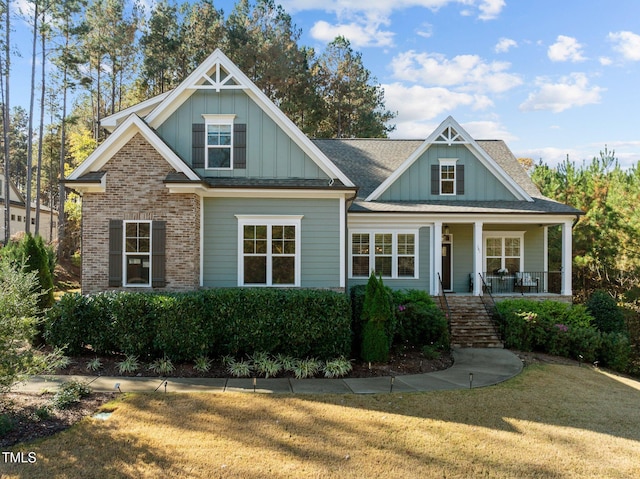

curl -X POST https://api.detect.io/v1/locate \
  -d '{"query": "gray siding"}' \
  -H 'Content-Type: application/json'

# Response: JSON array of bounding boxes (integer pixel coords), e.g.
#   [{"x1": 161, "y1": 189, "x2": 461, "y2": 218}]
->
[
  {"x1": 347, "y1": 226, "x2": 431, "y2": 292},
  {"x1": 380, "y1": 144, "x2": 517, "y2": 201},
  {"x1": 157, "y1": 89, "x2": 326, "y2": 179},
  {"x1": 202, "y1": 197, "x2": 341, "y2": 288}
]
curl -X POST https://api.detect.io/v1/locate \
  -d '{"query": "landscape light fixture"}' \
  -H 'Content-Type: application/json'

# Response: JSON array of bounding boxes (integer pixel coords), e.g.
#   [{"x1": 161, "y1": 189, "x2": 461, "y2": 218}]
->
[
  {"x1": 390, "y1": 377, "x2": 395, "y2": 393},
  {"x1": 114, "y1": 383, "x2": 122, "y2": 393},
  {"x1": 469, "y1": 373, "x2": 473, "y2": 389}
]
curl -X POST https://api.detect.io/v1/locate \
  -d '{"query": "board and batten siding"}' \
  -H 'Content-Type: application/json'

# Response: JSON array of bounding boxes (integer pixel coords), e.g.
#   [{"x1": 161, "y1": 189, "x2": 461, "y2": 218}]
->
[
  {"x1": 202, "y1": 197, "x2": 342, "y2": 288},
  {"x1": 346, "y1": 226, "x2": 431, "y2": 291},
  {"x1": 379, "y1": 144, "x2": 517, "y2": 202},
  {"x1": 156, "y1": 90, "x2": 327, "y2": 180}
]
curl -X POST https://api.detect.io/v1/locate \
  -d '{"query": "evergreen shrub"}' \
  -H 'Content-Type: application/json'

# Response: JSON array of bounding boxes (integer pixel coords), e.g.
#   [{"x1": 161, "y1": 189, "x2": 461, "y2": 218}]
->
[{"x1": 45, "y1": 288, "x2": 351, "y2": 360}]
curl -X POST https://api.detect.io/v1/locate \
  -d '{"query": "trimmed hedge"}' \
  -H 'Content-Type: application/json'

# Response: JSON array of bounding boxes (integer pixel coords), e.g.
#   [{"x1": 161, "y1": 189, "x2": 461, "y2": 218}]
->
[
  {"x1": 495, "y1": 299, "x2": 632, "y2": 372},
  {"x1": 45, "y1": 289, "x2": 351, "y2": 361}
]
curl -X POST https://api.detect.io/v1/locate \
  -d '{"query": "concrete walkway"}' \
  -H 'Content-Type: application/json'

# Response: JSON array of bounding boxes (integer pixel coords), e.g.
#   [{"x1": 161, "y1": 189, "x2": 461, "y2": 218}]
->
[{"x1": 15, "y1": 348, "x2": 523, "y2": 395}]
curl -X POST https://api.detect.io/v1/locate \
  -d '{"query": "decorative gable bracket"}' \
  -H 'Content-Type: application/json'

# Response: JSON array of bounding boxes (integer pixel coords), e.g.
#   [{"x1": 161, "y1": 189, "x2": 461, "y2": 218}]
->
[
  {"x1": 187, "y1": 61, "x2": 246, "y2": 92},
  {"x1": 433, "y1": 126, "x2": 468, "y2": 146}
]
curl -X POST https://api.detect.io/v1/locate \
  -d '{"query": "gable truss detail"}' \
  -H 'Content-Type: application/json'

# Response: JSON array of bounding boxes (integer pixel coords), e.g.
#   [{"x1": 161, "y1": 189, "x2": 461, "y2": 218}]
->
[
  {"x1": 187, "y1": 62, "x2": 246, "y2": 92},
  {"x1": 433, "y1": 126, "x2": 468, "y2": 145}
]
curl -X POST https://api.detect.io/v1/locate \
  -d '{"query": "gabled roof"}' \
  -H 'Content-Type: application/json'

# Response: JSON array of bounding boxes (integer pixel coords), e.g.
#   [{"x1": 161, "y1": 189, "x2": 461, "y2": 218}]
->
[
  {"x1": 100, "y1": 91, "x2": 172, "y2": 132},
  {"x1": 314, "y1": 137, "x2": 583, "y2": 216},
  {"x1": 67, "y1": 114, "x2": 200, "y2": 182},
  {"x1": 140, "y1": 49, "x2": 354, "y2": 187},
  {"x1": 364, "y1": 116, "x2": 532, "y2": 202}
]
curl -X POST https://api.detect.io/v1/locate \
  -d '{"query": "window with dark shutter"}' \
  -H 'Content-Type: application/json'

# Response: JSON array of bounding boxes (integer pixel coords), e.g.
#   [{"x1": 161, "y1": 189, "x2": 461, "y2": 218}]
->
[
  {"x1": 431, "y1": 164, "x2": 439, "y2": 195},
  {"x1": 152, "y1": 221, "x2": 166, "y2": 287},
  {"x1": 108, "y1": 219, "x2": 123, "y2": 287},
  {"x1": 192, "y1": 123, "x2": 205, "y2": 168},
  {"x1": 456, "y1": 165, "x2": 465, "y2": 195},
  {"x1": 234, "y1": 123, "x2": 247, "y2": 169}
]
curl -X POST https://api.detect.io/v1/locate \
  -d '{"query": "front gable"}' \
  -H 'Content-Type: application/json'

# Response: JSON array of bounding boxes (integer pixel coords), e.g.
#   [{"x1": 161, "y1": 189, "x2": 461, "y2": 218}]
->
[
  {"x1": 367, "y1": 116, "x2": 532, "y2": 202},
  {"x1": 144, "y1": 49, "x2": 353, "y2": 186}
]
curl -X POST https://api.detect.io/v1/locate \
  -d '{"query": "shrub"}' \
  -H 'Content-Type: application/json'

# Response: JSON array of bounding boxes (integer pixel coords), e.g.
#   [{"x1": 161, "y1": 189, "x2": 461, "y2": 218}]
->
[
  {"x1": 599, "y1": 332, "x2": 631, "y2": 371},
  {"x1": 51, "y1": 380, "x2": 91, "y2": 410},
  {"x1": 586, "y1": 290, "x2": 626, "y2": 334},
  {"x1": 45, "y1": 289, "x2": 351, "y2": 361},
  {"x1": 0, "y1": 257, "x2": 65, "y2": 392},
  {"x1": 393, "y1": 289, "x2": 449, "y2": 349},
  {"x1": 361, "y1": 321, "x2": 389, "y2": 362}
]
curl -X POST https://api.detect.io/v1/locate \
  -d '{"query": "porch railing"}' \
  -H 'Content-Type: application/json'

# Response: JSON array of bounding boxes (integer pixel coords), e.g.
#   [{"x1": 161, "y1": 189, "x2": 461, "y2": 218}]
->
[
  {"x1": 437, "y1": 273, "x2": 452, "y2": 340},
  {"x1": 480, "y1": 271, "x2": 562, "y2": 295}
]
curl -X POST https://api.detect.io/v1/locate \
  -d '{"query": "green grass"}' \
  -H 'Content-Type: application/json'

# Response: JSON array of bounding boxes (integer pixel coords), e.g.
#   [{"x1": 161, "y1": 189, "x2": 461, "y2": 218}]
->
[{"x1": 4, "y1": 364, "x2": 640, "y2": 478}]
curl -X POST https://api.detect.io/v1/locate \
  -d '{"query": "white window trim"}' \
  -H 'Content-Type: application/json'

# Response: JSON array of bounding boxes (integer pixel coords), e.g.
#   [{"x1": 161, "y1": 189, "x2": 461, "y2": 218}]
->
[
  {"x1": 349, "y1": 229, "x2": 419, "y2": 279},
  {"x1": 482, "y1": 231, "x2": 525, "y2": 273},
  {"x1": 439, "y1": 158, "x2": 457, "y2": 196},
  {"x1": 123, "y1": 220, "x2": 152, "y2": 288},
  {"x1": 236, "y1": 215, "x2": 303, "y2": 287},
  {"x1": 202, "y1": 114, "x2": 236, "y2": 170}
]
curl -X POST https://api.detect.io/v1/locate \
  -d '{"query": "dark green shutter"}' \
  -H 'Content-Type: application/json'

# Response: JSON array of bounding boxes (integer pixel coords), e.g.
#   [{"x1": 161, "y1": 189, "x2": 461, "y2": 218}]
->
[
  {"x1": 431, "y1": 164, "x2": 439, "y2": 195},
  {"x1": 108, "y1": 220, "x2": 123, "y2": 287},
  {"x1": 192, "y1": 123, "x2": 205, "y2": 168},
  {"x1": 152, "y1": 221, "x2": 166, "y2": 288},
  {"x1": 456, "y1": 165, "x2": 465, "y2": 195},
  {"x1": 234, "y1": 123, "x2": 247, "y2": 169}
]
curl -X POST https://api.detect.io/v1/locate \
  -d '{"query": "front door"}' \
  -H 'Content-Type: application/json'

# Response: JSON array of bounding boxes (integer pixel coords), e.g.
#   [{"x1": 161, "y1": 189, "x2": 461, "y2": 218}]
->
[{"x1": 442, "y1": 241, "x2": 452, "y2": 291}]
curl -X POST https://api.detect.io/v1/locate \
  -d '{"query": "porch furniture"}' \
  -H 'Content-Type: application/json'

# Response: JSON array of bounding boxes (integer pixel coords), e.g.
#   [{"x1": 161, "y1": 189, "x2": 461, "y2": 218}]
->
[{"x1": 515, "y1": 272, "x2": 539, "y2": 293}]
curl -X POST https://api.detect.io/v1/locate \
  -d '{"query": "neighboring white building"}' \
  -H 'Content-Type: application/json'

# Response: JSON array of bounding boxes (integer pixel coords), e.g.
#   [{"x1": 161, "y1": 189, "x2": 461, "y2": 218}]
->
[{"x1": 0, "y1": 174, "x2": 58, "y2": 244}]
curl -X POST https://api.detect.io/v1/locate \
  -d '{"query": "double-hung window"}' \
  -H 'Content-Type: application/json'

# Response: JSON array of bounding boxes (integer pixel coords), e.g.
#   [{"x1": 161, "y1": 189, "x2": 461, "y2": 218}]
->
[
  {"x1": 439, "y1": 159, "x2": 457, "y2": 195},
  {"x1": 484, "y1": 232, "x2": 524, "y2": 274},
  {"x1": 203, "y1": 114, "x2": 235, "y2": 169},
  {"x1": 350, "y1": 231, "x2": 418, "y2": 279},
  {"x1": 124, "y1": 221, "x2": 151, "y2": 286},
  {"x1": 237, "y1": 216, "x2": 302, "y2": 287}
]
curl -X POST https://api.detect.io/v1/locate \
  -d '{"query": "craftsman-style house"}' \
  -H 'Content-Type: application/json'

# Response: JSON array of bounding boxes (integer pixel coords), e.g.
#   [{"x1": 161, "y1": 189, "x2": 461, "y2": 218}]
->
[{"x1": 67, "y1": 49, "x2": 581, "y2": 300}]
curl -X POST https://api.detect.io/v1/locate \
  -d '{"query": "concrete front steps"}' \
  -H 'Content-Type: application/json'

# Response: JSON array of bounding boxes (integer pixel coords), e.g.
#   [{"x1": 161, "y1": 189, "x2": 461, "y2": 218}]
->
[{"x1": 439, "y1": 295, "x2": 504, "y2": 349}]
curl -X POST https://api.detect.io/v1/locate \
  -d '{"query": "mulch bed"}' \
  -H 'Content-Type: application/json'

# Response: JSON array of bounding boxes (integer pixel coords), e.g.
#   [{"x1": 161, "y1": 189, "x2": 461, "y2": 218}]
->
[{"x1": 1, "y1": 347, "x2": 452, "y2": 448}]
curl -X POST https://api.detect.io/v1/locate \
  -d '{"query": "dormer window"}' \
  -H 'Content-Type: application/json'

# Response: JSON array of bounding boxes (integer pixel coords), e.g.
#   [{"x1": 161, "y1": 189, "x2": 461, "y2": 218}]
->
[
  {"x1": 439, "y1": 159, "x2": 457, "y2": 195},
  {"x1": 203, "y1": 114, "x2": 235, "y2": 170}
]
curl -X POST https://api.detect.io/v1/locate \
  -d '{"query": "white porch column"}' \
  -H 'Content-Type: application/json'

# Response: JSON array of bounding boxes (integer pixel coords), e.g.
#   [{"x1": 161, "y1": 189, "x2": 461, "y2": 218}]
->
[
  {"x1": 473, "y1": 221, "x2": 484, "y2": 296},
  {"x1": 433, "y1": 221, "x2": 443, "y2": 295},
  {"x1": 561, "y1": 220, "x2": 573, "y2": 296}
]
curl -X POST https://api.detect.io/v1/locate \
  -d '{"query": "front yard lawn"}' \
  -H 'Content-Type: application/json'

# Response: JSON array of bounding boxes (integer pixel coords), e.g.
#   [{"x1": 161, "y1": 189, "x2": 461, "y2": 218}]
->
[{"x1": 3, "y1": 363, "x2": 640, "y2": 478}]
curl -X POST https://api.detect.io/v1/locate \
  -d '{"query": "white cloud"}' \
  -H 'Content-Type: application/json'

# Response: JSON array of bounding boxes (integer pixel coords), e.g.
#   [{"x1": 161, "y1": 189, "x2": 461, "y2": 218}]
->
[
  {"x1": 548, "y1": 35, "x2": 586, "y2": 62},
  {"x1": 390, "y1": 50, "x2": 522, "y2": 93},
  {"x1": 608, "y1": 31, "x2": 640, "y2": 61},
  {"x1": 281, "y1": 0, "x2": 505, "y2": 20},
  {"x1": 599, "y1": 57, "x2": 613, "y2": 66},
  {"x1": 495, "y1": 38, "x2": 517, "y2": 53},
  {"x1": 463, "y1": 120, "x2": 517, "y2": 141},
  {"x1": 310, "y1": 20, "x2": 395, "y2": 48},
  {"x1": 384, "y1": 82, "x2": 495, "y2": 138},
  {"x1": 519, "y1": 73, "x2": 604, "y2": 113},
  {"x1": 477, "y1": 0, "x2": 506, "y2": 20},
  {"x1": 416, "y1": 23, "x2": 434, "y2": 39}
]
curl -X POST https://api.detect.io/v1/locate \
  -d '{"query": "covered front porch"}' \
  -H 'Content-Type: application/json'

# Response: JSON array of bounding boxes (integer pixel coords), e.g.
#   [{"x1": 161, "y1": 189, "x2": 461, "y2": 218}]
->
[{"x1": 431, "y1": 218, "x2": 574, "y2": 298}]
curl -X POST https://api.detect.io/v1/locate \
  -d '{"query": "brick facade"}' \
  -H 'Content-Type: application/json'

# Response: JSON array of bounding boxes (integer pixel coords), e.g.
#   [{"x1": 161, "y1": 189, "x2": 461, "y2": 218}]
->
[{"x1": 81, "y1": 133, "x2": 200, "y2": 293}]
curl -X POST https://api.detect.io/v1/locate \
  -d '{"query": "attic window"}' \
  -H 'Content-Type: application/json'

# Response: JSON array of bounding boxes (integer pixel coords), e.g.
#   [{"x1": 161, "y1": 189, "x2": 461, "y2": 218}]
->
[
  {"x1": 203, "y1": 114, "x2": 235, "y2": 170},
  {"x1": 439, "y1": 159, "x2": 457, "y2": 195}
]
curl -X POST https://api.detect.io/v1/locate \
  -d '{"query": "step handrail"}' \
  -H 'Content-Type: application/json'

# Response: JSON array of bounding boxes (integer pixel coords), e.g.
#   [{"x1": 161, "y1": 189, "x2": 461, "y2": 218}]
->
[
  {"x1": 478, "y1": 273, "x2": 504, "y2": 341},
  {"x1": 437, "y1": 273, "x2": 452, "y2": 340}
]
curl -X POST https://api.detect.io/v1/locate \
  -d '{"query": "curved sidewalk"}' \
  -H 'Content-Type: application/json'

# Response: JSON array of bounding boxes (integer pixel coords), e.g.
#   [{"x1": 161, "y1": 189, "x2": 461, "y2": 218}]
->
[{"x1": 16, "y1": 348, "x2": 523, "y2": 395}]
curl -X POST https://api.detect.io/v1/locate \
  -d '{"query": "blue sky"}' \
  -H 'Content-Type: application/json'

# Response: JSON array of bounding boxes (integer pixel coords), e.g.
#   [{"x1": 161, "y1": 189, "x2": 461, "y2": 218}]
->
[{"x1": 11, "y1": 0, "x2": 640, "y2": 167}]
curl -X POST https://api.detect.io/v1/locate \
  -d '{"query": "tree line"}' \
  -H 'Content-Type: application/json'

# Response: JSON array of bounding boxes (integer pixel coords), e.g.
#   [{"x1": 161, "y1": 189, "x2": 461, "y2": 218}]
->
[
  {"x1": 530, "y1": 148, "x2": 640, "y2": 303},
  {"x1": 0, "y1": 0, "x2": 396, "y2": 253}
]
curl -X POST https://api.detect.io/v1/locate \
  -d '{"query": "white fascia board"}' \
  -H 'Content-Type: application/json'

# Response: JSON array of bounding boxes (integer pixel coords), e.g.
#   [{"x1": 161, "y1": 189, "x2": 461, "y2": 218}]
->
[
  {"x1": 365, "y1": 116, "x2": 532, "y2": 202},
  {"x1": 67, "y1": 175, "x2": 107, "y2": 194},
  {"x1": 347, "y1": 212, "x2": 578, "y2": 227},
  {"x1": 100, "y1": 91, "x2": 172, "y2": 132},
  {"x1": 146, "y1": 49, "x2": 354, "y2": 188},
  {"x1": 68, "y1": 115, "x2": 199, "y2": 181},
  {"x1": 166, "y1": 184, "x2": 353, "y2": 199}
]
